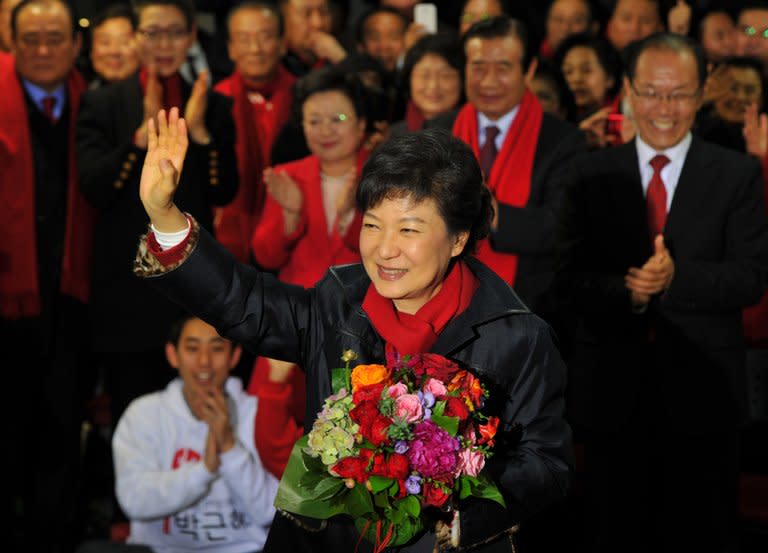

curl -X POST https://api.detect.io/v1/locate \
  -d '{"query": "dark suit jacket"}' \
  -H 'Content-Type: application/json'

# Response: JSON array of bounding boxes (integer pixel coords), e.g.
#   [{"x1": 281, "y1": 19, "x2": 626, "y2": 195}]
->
[
  {"x1": 559, "y1": 137, "x2": 768, "y2": 433},
  {"x1": 76, "y1": 73, "x2": 238, "y2": 351},
  {"x1": 432, "y1": 110, "x2": 587, "y2": 319}
]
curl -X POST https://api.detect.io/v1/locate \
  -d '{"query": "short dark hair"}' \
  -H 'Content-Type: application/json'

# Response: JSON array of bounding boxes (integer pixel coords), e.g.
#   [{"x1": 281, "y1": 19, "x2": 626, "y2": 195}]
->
[
  {"x1": 462, "y1": 15, "x2": 531, "y2": 70},
  {"x1": 355, "y1": 6, "x2": 407, "y2": 45},
  {"x1": 721, "y1": 55, "x2": 767, "y2": 108},
  {"x1": 91, "y1": 3, "x2": 136, "y2": 33},
  {"x1": 226, "y1": 1, "x2": 284, "y2": 40},
  {"x1": 609, "y1": 0, "x2": 661, "y2": 20},
  {"x1": 134, "y1": 0, "x2": 196, "y2": 30},
  {"x1": 401, "y1": 33, "x2": 464, "y2": 101},
  {"x1": 12, "y1": 0, "x2": 78, "y2": 39},
  {"x1": 167, "y1": 314, "x2": 198, "y2": 346},
  {"x1": 356, "y1": 129, "x2": 493, "y2": 259},
  {"x1": 293, "y1": 65, "x2": 369, "y2": 125},
  {"x1": 625, "y1": 32, "x2": 707, "y2": 89},
  {"x1": 554, "y1": 32, "x2": 623, "y2": 99},
  {"x1": 531, "y1": 59, "x2": 576, "y2": 120}
]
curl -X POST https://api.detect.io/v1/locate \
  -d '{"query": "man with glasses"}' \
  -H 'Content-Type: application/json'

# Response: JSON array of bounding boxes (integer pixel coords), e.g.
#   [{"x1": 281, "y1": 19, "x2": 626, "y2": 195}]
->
[
  {"x1": 0, "y1": 0, "x2": 94, "y2": 550},
  {"x1": 76, "y1": 0, "x2": 237, "y2": 433},
  {"x1": 560, "y1": 33, "x2": 768, "y2": 553},
  {"x1": 736, "y1": 1, "x2": 768, "y2": 70},
  {"x1": 214, "y1": 2, "x2": 295, "y2": 263}
]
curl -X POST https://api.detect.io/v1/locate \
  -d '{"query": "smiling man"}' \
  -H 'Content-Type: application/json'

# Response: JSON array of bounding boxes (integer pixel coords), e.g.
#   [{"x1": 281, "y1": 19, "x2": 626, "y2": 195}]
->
[
  {"x1": 112, "y1": 316, "x2": 278, "y2": 552},
  {"x1": 560, "y1": 33, "x2": 768, "y2": 553},
  {"x1": 0, "y1": 1, "x2": 93, "y2": 549},
  {"x1": 435, "y1": 15, "x2": 585, "y2": 325},
  {"x1": 76, "y1": 0, "x2": 238, "y2": 429},
  {"x1": 214, "y1": 1, "x2": 295, "y2": 262}
]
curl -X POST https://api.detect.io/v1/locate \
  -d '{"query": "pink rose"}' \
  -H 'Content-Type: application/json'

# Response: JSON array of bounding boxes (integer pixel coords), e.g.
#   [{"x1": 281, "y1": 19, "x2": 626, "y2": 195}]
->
[
  {"x1": 387, "y1": 382, "x2": 408, "y2": 399},
  {"x1": 422, "y1": 378, "x2": 447, "y2": 398},
  {"x1": 455, "y1": 448, "x2": 486, "y2": 477},
  {"x1": 394, "y1": 394, "x2": 423, "y2": 423}
]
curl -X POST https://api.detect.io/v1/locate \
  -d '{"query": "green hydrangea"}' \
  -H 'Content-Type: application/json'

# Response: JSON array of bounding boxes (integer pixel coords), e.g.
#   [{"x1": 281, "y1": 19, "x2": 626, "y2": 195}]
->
[{"x1": 305, "y1": 389, "x2": 360, "y2": 467}]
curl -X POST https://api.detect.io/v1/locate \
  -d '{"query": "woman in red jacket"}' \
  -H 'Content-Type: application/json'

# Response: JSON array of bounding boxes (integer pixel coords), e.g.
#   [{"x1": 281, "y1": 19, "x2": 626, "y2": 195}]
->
[{"x1": 250, "y1": 67, "x2": 370, "y2": 476}]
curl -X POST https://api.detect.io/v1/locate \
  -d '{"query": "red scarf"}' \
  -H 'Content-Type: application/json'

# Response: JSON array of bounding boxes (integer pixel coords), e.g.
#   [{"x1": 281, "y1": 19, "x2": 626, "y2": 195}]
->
[
  {"x1": 405, "y1": 100, "x2": 425, "y2": 132},
  {"x1": 539, "y1": 38, "x2": 555, "y2": 60},
  {"x1": 362, "y1": 260, "x2": 479, "y2": 354},
  {"x1": 139, "y1": 67, "x2": 183, "y2": 111},
  {"x1": 0, "y1": 53, "x2": 94, "y2": 318},
  {"x1": 214, "y1": 67, "x2": 295, "y2": 262},
  {"x1": 452, "y1": 90, "x2": 543, "y2": 285}
]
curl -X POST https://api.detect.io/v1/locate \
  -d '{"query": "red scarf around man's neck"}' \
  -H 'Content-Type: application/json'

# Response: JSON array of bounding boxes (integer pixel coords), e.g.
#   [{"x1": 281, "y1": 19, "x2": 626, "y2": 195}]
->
[
  {"x1": 213, "y1": 66, "x2": 295, "y2": 261},
  {"x1": 405, "y1": 100, "x2": 425, "y2": 132},
  {"x1": 452, "y1": 90, "x2": 543, "y2": 285},
  {"x1": 362, "y1": 260, "x2": 479, "y2": 355},
  {"x1": 0, "y1": 53, "x2": 94, "y2": 318},
  {"x1": 139, "y1": 67, "x2": 183, "y2": 111}
]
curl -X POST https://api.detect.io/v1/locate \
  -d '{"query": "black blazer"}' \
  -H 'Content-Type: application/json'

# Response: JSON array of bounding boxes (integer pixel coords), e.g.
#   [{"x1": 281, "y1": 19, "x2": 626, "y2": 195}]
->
[
  {"x1": 432, "y1": 110, "x2": 587, "y2": 319},
  {"x1": 559, "y1": 137, "x2": 768, "y2": 432},
  {"x1": 76, "y1": 73, "x2": 238, "y2": 351},
  {"x1": 142, "y1": 227, "x2": 572, "y2": 552}
]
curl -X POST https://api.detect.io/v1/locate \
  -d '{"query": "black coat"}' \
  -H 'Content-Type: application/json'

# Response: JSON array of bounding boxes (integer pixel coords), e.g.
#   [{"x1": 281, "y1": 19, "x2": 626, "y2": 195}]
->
[
  {"x1": 431, "y1": 111, "x2": 586, "y2": 321},
  {"x1": 144, "y1": 227, "x2": 573, "y2": 552},
  {"x1": 559, "y1": 137, "x2": 768, "y2": 433},
  {"x1": 76, "y1": 73, "x2": 238, "y2": 351}
]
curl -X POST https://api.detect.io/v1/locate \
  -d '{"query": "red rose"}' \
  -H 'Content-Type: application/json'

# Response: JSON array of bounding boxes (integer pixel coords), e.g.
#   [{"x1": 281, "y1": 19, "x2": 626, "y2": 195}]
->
[
  {"x1": 385, "y1": 453, "x2": 410, "y2": 480},
  {"x1": 423, "y1": 476, "x2": 454, "y2": 507},
  {"x1": 367, "y1": 415, "x2": 392, "y2": 446},
  {"x1": 422, "y1": 354, "x2": 461, "y2": 383},
  {"x1": 444, "y1": 396, "x2": 469, "y2": 421},
  {"x1": 331, "y1": 456, "x2": 368, "y2": 483},
  {"x1": 353, "y1": 383, "x2": 386, "y2": 405},
  {"x1": 350, "y1": 400, "x2": 378, "y2": 429}
]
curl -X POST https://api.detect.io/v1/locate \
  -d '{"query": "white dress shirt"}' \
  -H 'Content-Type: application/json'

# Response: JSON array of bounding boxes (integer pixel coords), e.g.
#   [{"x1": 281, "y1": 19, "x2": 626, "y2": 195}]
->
[
  {"x1": 478, "y1": 105, "x2": 520, "y2": 150},
  {"x1": 635, "y1": 132, "x2": 692, "y2": 211}
]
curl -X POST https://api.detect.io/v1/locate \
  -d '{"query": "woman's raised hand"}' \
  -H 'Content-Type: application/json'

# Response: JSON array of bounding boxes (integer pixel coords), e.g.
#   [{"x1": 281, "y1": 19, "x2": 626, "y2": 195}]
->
[{"x1": 139, "y1": 107, "x2": 190, "y2": 232}]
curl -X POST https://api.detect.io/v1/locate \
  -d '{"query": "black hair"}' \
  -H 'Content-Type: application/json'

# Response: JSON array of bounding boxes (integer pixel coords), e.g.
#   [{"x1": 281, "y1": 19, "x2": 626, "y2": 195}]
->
[
  {"x1": 355, "y1": 6, "x2": 407, "y2": 45},
  {"x1": 167, "y1": 314, "x2": 199, "y2": 346},
  {"x1": 91, "y1": 3, "x2": 136, "y2": 33},
  {"x1": 11, "y1": 0, "x2": 78, "y2": 38},
  {"x1": 226, "y1": 1, "x2": 284, "y2": 40},
  {"x1": 608, "y1": 0, "x2": 661, "y2": 21},
  {"x1": 720, "y1": 56, "x2": 767, "y2": 108},
  {"x1": 531, "y1": 58, "x2": 577, "y2": 120},
  {"x1": 738, "y1": 0, "x2": 768, "y2": 14},
  {"x1": 625, "y1": 32, "x2": 707, "y2": 89},
  {"x1": 554, "y1": 32, "x2": 623, "y2": 99},
  {"x1": 292, "y1": 64, "x2": 369, "y2": 127},
  {"x1": 547, "y1": 0, "x2": 593, "y2": 20},
  {"x1": 133, "y1": 0, "x2": 196, "y2": 30},
  {"x1": 462, "y1": 15, "x2": 532, "y2": 70},
  {"x1": 356, "y1": 129, "x2": 492, "y2": 259},
  {"x1": 401, "y1": 33, "x2": 464, "y2": 101}
]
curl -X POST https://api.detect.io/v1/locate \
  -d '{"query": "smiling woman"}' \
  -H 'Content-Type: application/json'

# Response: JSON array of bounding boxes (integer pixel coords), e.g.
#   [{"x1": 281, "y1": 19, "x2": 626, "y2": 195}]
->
[{"x1": 135, "y1": 110, "x2": 572, "y2": 552}]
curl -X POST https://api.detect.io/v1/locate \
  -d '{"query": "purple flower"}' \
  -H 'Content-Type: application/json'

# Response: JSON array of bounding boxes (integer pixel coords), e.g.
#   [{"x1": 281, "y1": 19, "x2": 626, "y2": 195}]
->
[
  {"x1": 422, "y1": 391, "x2": 435, "y2": 409},
  {"x1": 406, "y1": 420, "x2": 460, "y2": 477},
  {"x1": 424, "y1": 407, "x2": 432, "y2": 420},
  {"x1": 405, "y1": 475, "x2": 422, "y2": 495},
  {"x1": 394, "y1": 440, "x2": 409, "y2": 454}
]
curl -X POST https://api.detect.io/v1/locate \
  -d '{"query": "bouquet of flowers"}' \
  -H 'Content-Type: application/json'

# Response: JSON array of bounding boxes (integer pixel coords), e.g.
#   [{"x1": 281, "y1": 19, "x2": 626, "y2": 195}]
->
[{"x1": 274, "y1": 347, "x2": 505, "y2": 549}]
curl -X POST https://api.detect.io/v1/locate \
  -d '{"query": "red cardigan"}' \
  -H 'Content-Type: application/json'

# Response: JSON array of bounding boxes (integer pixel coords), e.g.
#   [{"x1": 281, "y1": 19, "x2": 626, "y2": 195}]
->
[{"x1": 250, "y1": 152, "x2": 365, "y2": 288}]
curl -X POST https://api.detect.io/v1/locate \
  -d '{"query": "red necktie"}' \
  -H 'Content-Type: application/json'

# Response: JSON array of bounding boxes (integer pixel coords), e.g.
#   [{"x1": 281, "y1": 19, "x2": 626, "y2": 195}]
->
[
  {"x1": 42, "y1": 96, "x2": 57, "y2": 124},
  {"x1": 479, "y1": 125, "x2": 500, "y2": 179},
  {"x1": 647, "y1": 154, "x2": 670, "y2": 238}
]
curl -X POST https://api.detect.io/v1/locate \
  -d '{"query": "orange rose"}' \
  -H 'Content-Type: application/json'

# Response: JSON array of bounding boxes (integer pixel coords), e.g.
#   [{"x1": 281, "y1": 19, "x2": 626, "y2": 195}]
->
[{"x1": 351, "y1": 364, "x2": 391, "y2": 392}]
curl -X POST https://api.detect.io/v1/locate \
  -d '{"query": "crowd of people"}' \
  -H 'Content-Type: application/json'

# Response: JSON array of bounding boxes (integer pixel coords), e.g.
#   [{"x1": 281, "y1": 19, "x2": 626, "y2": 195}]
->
[{"x1": 1, "y1": 0, "x2": 768, "y2": 552}]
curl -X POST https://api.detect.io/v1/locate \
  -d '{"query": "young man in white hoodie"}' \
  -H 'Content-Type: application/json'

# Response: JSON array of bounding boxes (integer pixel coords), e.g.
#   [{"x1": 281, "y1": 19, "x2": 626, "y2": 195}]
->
[{"x1": 111, "y1": 316, "x2": 278, "y2": 553}]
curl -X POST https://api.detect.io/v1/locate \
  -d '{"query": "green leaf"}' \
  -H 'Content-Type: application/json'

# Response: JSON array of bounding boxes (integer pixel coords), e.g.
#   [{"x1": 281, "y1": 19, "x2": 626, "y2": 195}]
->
[
  {"x1": 395, "y1": 495, "x2": 421, "y2": 518},
  {"x1": 431, "y1": 414, "x2": 459, "y2": 435},
  {"x1": 331, "y1": 367, "x2": 351, "y2": 394},
  {"x1": 457, "y1": 472, "x2": 506, "y2": 508},
  {"x1": 432, "y1": 400, "x2": 446, "y2": 417},
  {"x1": 346, "y1": 483, "x2": 375, "y2": 518},
  {"x1": 373, "y1": 490, "x2": 391, "y2": 510},
  {"x1": 312, "y1": 477, "x2": 346, "y2": 501},
  {"x1": 368, "y1": 475, "x2": 395, "y2": 493}
]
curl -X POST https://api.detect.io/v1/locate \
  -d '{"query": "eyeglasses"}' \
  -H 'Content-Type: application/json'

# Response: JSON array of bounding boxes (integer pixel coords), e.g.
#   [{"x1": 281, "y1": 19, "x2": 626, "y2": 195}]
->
[
  {"x1": 136, "y1": 26, "x2": 189, "y2": 43},
  {"x1": 630, "y1": 84, "x2": 701, "y2": 105},
  {"x1": 303, "y1": 113, "x2": 354, "y2": 130},
  {"x1": 739, "y1": 25, "x2": 768, "y2": 39},
  {"x1": 18, "y1": 32, "x2": 68, "y2": 49}
]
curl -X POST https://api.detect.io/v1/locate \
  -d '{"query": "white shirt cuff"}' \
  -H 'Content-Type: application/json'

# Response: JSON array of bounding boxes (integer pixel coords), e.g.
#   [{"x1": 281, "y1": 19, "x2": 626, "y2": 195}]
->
[{"x1": 151, "y1": 220, "x2": 191, "y2": 250}]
